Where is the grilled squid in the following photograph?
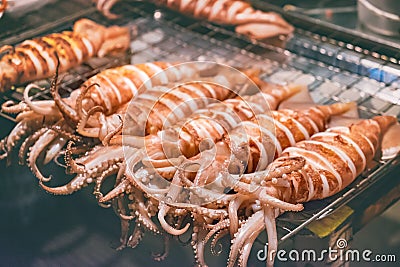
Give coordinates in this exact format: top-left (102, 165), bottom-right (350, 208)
top-left (0, 18), bottom-right (130, 92)
top-left (0, 62), bottom-right (194, 171)
top-left (148, 102), bottom-right (353, 236)
top-left (227, 115), bottom-right (399, 267)
top-left (39, 77), bottom-right (300, 249)
top-left (23, 62), bottom-right (224, 181)
top-left (38, 63), bottom-right (260, 192)
top-left (94, 0), bottom-right (294, 39)
top-left (191, 102), bottom-right (356, 186)
top-left (98, 82), bottom-right (302, 236)
top-left (38, 67), bottom-right (270, 250)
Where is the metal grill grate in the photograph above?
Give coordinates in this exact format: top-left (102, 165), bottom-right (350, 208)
top-left (1, 0), bottom-right (399, 248)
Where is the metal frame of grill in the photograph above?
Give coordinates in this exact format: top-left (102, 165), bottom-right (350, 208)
top-left (1, 0), bottom-right (399, 264)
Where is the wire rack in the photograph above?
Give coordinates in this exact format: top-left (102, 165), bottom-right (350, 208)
top-left (1, 0), bottom-right (399, 249)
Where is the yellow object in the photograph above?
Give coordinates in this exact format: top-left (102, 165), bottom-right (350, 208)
top-left (306, 206), bottom-right (354, 238)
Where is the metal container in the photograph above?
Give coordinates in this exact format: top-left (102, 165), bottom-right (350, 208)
top-left (358, 0), bottom-right (400, 36)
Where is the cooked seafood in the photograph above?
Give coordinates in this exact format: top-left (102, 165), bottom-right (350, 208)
top-left (2, 2), bottom-right (399, 267)
top-left (117, 112), bottom-right (398, 267)
top-left (34, 88), bottom-right (399, 267)
top-left (222, 115), bottom-right (398, 267)
top-left (156, 0), bottom-right (294, 39)
top-left (149, 101), bottom-right (354, 223)
top-left (162, 102), bottom-right (355, 188)
top-left (1, 18), bottom-right (132, 161)
top-left (1, 62), bottom-right (198, 171)
top-left (30, 62), bottom-right (239, 181)
top-left (49, 61), bottom-right (223, 146)
top-left (38, 63), bottom-right (261, 191)
top-left (94, 0), bottom-right (294, 39)
top-left (39, 78), bottom-right (300, 253)
top-left (89, 82), bottom-right (300, 195)
top-left (126, 101), bottom-right (353, 264)
top-left (0, 18), bottom-right (130, 92)
top-left (97, 83), bottom-right (302, 236)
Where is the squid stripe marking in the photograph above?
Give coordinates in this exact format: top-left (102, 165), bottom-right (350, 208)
top-left (312, 132), bottom-right (366, 171)
top-left (306, 140), bottom-right (357, 179)
top-left (80, 37), bottom-right (95, 56)
top-left (211, 0), bottom-right (231, 20)
top-left (303, 116), bottom-right (320, 133)
top-left (22, 40), bottom-right (56, 75)
top-left (91, 75), bottom-right (113, 112)
top-left (240, 120), bottom-right (282, 164)
top-left (193, 0), bottom-right (208, 16)
top-left (119, 73), bottom-right (139, 96)
top-left (227, 1), bottom-right (244, 21)
top-left (57, 35), bottom-right (84, 62)
top-left (98, 75), bottom-right (123, 105)
top-left (209, 110), bottom-right (239, 129)
top-left (251, 138), bottom-right (269, 171)
top-left (123, 65), bottom-right (152, 89)
top-left (284, 146), bottom-right (343, 190)
top-left (20, 48), bottom-right (44, 77)
top-left (145, 63), bottom-right (168, 84)
top-left (250, 115), bottom-right (283, 155)
top-left (274, 112), bottom-right (310, 140)
top-left (259, 114), bottom-right (296, 146)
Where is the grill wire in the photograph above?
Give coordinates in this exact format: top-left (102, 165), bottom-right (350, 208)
top-left (0, 0), bottom-right (399, 248)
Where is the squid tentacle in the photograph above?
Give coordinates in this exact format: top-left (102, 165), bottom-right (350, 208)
top-left (26, 119), bottom-right (72, 182)
top-left (228, 210), bottom-right (264, 267)
top-left (102, 115), bottom-right (123, 145)
top-left (127, 224), bottom-right (144, 249)
top-left (24, 84), bottom-right (58, 115)
top-left (99, 178), bottom-right (131, 203)
top-left (191, 216), bottom-right (208, 267)
top-left (210, 228), bottom-right (229, 256)
top-left (158, 202), bottom-right (190, 236)
top-left (157, 167), bottom-right (192, 236)
top-left (204, 218), bottom-right (230, 245)
top-left (50, 59), bottom-right (79, 123)
top-left (1, 100), bottom-right (29, 114)
top-left (65, 141), bottom-right (86, 174)
top-left (42, 125), bottom-right (86, 165)
top-left (39, 174), bottom-right (91, 195)
top-left (258, 188), bottom-right (304, 212)
top-left (115, 214), bottom-right (131, 251)
top-left (232, 180), bottom-right (304, 211)
top-left (130, 189), bottom-right (160, 234)
top-left (18, 127), bottom-right (49, 165)
top-left (93, 162), bottom-right (123, 200)
top-left (228, 194), bottom-right (249, 236)
top-left (75, 83), bottom-right (101, 120)
top-left (0, 138), bottom-right (7, 160)
top-left (2, 118), bottom-right (42, 160)
top-left (152, 235), bottom-right (170, 262)
top-left (263, 206), bottom-right (278, 267)
top-left (112, 183), bottom-right (134, 251)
